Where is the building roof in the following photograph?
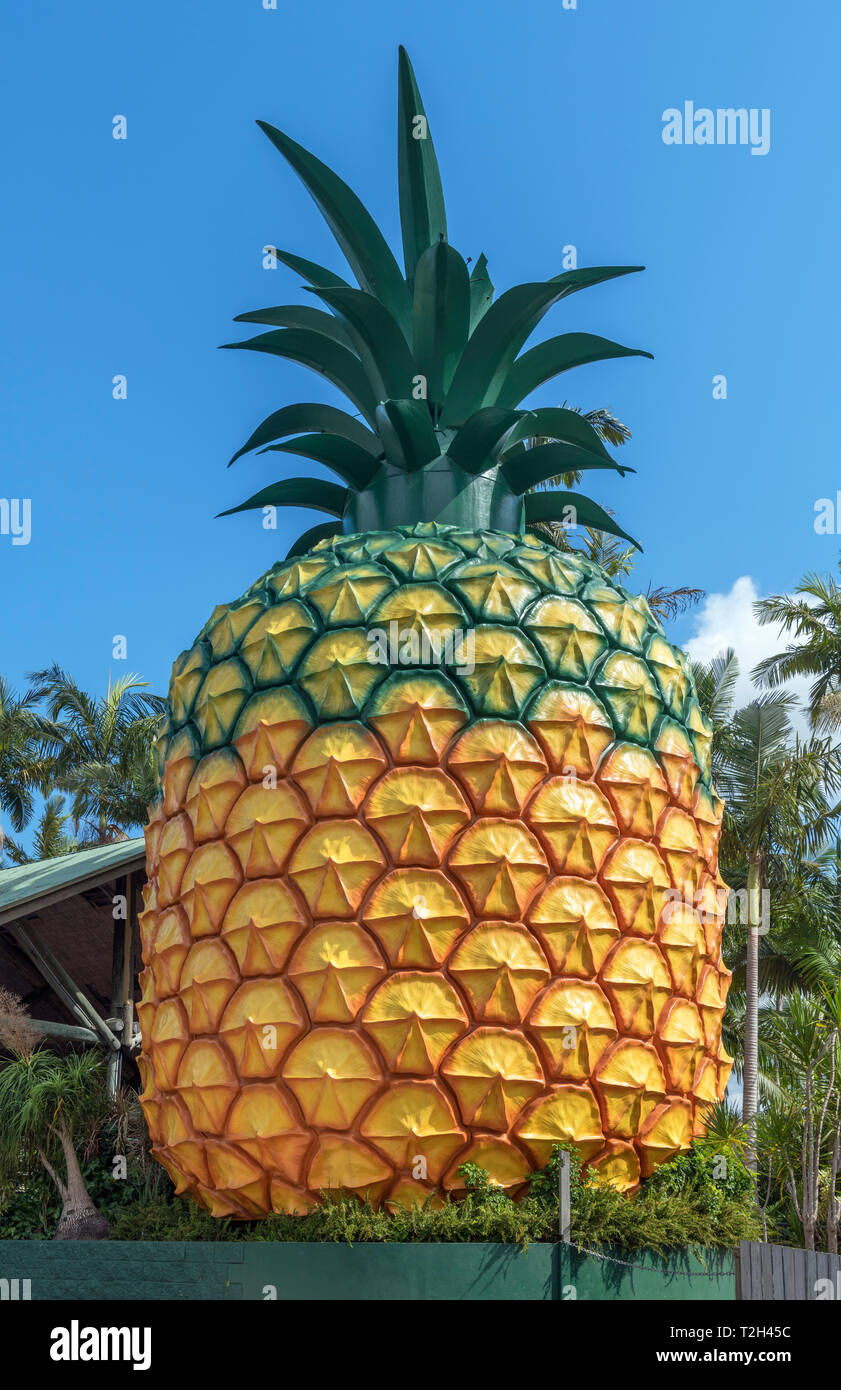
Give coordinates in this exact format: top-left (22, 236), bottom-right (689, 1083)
top-left (0, 838), bottom-right (146, 926)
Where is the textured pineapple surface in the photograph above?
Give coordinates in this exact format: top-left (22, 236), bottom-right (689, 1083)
top-left (139, 523), bottom-right (732, 1217)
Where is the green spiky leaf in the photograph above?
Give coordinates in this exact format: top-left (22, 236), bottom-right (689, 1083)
top-left (228, 403), bottom-right (380, 468)
top-left (218, 476), bottom-right (348, 519)
top-left (257, 120), bottom-right (411, 335)
top-left (448, 407), bottom-right (523, 473)
top-left (233, 304), bottom-right (355, 349)
top-left (308, 285), bottom-right (416, 400)
top-left (397, 46), bottom-right (447, 279)
top-left (221, 59), bottom-right (650, 543)
top-left (258, 434), bottom-right (379, 490)
top-left (375, 399), bottom-right (440, 472)
top-left (221, 329), bottom-right (379, 426)
top-left (498, 333), bottom-right (653, 408)
top-left (441, 269), bottom-right (642, 428)
top-left (502, 406), bottom-right (618, 461)
top-left (269, 249), bottom-right (352, 289)
top-left (502, 441), bottom-right (632, 494)
top-left (287, 521), bottom-right (343, 557)
top-left (413, 239), bottom-right (470, 406)
top-left (524, 489), bottom-right (641, 549)
top-left (469, 253), bottom-right (493, 331)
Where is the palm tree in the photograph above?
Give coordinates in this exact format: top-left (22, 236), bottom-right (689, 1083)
top-left (691, 652), bottom-right (841, 1130)
top-left (0, 1011), bottom-right (109, 1239)
top-left (692, 646), bottom-right (740, 778)
top-left (643, 582), bottom-right (707, 624)
top-left (0, 678), bottom-right (45, 857)
top-left (753, 565), bottom-right (841, 730)
top-left (2, 794), bottom-right (80, 865)
top-left (763, 988), bottom-right (841, 1250)
top-left (28, 667), bottom-right (166, 845)
top-left (716, 694), bottom-right (841, 1136)
top-left (752, 1100), bottom-right (801, 1244)
top-left (782, 838), bottom-right (841, 994)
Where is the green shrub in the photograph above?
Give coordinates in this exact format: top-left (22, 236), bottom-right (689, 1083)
top-left (646, 1144), bottom-right (753, 1214)
top-left (0, 1154), bottom-right (173, 1238)
top-left (2, 1138), bottom-right (763, 1249)
top-left (456, 1161), bottom-right (518, 1211)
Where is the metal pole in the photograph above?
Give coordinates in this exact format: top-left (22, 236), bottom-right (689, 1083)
top-left (122, 873), bottom-right (138, 1045)
top-left (558, 1150), bottom-right (571, 1243)
top-left (107, 875), bottom-right (127, 1097)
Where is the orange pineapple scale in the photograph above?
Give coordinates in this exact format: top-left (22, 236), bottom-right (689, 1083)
top-left (139, 527), bottom-right (732, 1216)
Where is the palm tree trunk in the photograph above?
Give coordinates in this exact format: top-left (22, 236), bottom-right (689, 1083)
top-left (828, 1119), bottom-right (840, 1255)
top-left (52, 1123), bottom-right (108, 1240)
top-left (742, 853), bottom-right (762, 1164)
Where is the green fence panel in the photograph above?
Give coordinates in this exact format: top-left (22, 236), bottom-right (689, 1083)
top-left (0, 1239), bottom-right (735, 1301)
top-left (237, 1241), bottom-right (556, 1301)
top-left (0, 1240), bottom-right (240, 1301)
top-left (558, 1246), bottom-right (735, 1301)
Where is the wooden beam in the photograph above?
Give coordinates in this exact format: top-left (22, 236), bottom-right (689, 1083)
top-left (8, 923), bottom-right (106, 1039)
top-left (8, 920), bottom-right (121, 1051)
top-left (0, 1015), bottom-right (98, 1045)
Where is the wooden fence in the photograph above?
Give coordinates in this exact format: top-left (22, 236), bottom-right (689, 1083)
top-left (736, 1240), bottom-right (841, 1299)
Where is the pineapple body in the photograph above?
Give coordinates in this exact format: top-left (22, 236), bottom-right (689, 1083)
top-left (139, 524), bottom-right (732, 1216)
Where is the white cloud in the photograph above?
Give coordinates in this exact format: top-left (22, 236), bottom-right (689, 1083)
top-left (685, 576), bottom-right (810, 725)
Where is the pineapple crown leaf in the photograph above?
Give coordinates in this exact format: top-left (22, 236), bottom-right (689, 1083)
top-left (413, 239), bottom-right (471, 403)
top-left (501, 441), bottom-right (635, 496)
top-left (495, 333), bottom-right (653, 409)
top-left (254, 119), bottom-right (411, 335)
top-left (437, 266), bottom-right (645, 430)
top-left (225, 48), bottom-right (649, 551)
top-left (256, 436), bottom-right (379, 491)
top-left (469, 252), bottom-right (494, 331)
top-left (508, 407), bottom-right (620, 461)
top-left (305, 284), bottom-right (417, 400)
top-left (263, 248), bottom-right (352, 291)
top-left (525, 489), bottom-right (642, 551)
top-left (227, 403), bottom-right (379, 469)
top-left (220, 328), bottom-right (380, 424)
top-left (285, 521), bottom-right (342, 557)
top-left (397, 44), bottom-right (447, 279)
top-left (376, 399), bottom-right (440, 472)
top-left (446, 406), bottom-right (524, 473)
top-left (216, 476), bottom-right (347, 520)
top-left (232, 302), bottom-right (356, 345)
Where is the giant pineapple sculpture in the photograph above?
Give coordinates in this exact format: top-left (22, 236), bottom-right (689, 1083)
top-left (138, 49), bottom-right (732, 1217)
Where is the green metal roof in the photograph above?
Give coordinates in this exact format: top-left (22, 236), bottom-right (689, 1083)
top-left (0, 837), bottom-right (146, 923)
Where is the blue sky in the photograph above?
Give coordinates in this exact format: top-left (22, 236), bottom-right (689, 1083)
top-left (2, 0), bottom-right (839, 716)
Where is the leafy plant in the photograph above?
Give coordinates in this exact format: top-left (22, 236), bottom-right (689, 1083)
top-left (69, 1141), bottom-right (763, 1249)
top-left (0, 1001), bottom-right (110, 1239)
top-left (455, 1160), bottom-right (516, 1211)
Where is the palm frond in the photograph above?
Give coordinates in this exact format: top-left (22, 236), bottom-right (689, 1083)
top-left (644, 585), bottom-right (705, 622)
